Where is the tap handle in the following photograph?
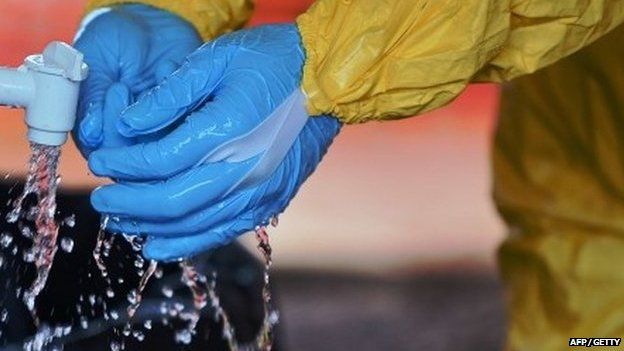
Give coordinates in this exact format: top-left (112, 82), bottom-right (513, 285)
top-left (24, 41), bottom-right (89, 82)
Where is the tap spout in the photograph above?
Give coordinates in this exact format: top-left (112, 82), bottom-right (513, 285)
top-left (0, 67), bottom-right (34, 108)
top-left (0, 42), bottom-right (88, 146)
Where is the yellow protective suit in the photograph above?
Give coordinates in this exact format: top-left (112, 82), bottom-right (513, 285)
top-left (298, 1), bottom-right (624, 123)
top-left (496, 25), bottom-right (624, 351)
top-left (85, 0), bottom-right (624, 350)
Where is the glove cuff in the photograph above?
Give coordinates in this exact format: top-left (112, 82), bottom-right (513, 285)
top-left (74, 7), bottom-right (112, 43)
top-left (85, 0), bottom-right (254, 41)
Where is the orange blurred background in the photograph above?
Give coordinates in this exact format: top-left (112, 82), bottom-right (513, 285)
top-left (0, 0), bottom-right (504, 273)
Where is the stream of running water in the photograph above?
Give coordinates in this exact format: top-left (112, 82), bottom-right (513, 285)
top-left (2, 143), bottom-right (280, 350)
top-left (6, 144), bottom-right (61, 318)
top-left (106, 225), bottom-right (278, 351)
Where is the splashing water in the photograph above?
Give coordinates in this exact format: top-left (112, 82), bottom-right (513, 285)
top-left (60, 237), bottom-right (74, 253)
top-left (3, 144), bottom-right (281, 351)
top-left (92, 217), bottom-right (279, 350)
top-left (252, 225), bottom-right (278, 351)
top-left (179, 261), bottom-right (238, 348)
top-left (6, 144), bottom-right (62, 314)
top-left (175, 224), bottom-right (278, 350)
top-left (126, 260), bottom-right (158, 318)
top-left (178, 262), bottom-right (212, 345)
top-left (180, 262), bottom-right (208, 311)
top-left (93, 216), bottom-right (111, 279)
top-left (23, 324), bottom-right (72, 351)
top-left (105, 234), bottom-right (158, 350)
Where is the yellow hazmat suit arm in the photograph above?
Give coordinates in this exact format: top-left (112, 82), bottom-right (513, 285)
top-left (86, 0), bottom-right (254, 40)
top-left (297, 0), bottom-right (624, 124)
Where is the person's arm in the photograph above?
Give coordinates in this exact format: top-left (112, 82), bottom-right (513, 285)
top-left (83, 1), bottom-right (624, 261)
top-left (297, 0), bottom-right (624, 123)
top-left (86, 0), bottom-right (254, 40)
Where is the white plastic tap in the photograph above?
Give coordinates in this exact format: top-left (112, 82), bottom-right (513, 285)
top-left (0, 41), bottom-right (88, 146)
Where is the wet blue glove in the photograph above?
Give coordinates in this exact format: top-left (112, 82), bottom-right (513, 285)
top-left (73, 4), bottom-right (202, 157)
top-left (88, 24), bottom-right (341, 261)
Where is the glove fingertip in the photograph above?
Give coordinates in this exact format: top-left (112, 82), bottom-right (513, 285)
top-left (90, 186), bottom-right (109, 213)
top-left (79, 125), bottom-right (102, 149)
top-left (105, 83), bottom-right (131, 107)
top-left (143, 239), bottom-right (182, 262)
top-left (116, 115), bottom-right (139, 138)
top-left (87, 151), bottom-right (108, 177)
top-left (143, 235), bottom-right (220, 262)
top-left (104, 218), bottom-right (137, 235)
top-left (79, 106), bottom-right (104, 147)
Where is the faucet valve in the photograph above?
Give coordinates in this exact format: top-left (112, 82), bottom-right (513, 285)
top-left (0, 41), bottom-right (89, 146)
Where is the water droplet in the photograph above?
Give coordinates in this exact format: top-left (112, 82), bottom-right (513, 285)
top-left (269, 310), bottom-right (280, 325)
top-left (168, 307), bottom-right (179, 318)
top-left (0, 233), bottom-right (13, 248)
top-left (134, 256), bottom-right (144, 269)
top-left (103, 238), bottom-right (113, 257)
top-left (60, 237), bottom-right (74, 253)
top-left (123, 234), bottom-right (144, 252)
top-left (110, 311), bottom-right (119, 320)
top-left (223, 325), bottom-right (234, 341)
top-left (6, 210), bottom-right (19, 223)
top-left (106, 288), bottom-right (115, 298)
top-left (80, 316), bottom-right (88, 329)
top-left (174, 302), bottom-right (184, 312)
top-left (110, 341), bottom-right (121, 351)
top-left (161, 286), bottom-right (173, 298)
top-left (20, 225), bottom-right (33, 239)
top-left (63, 214), bottom-right (76, 228)
top-left (26, 207), bottom-right (37, 222)
top-left (271, 216), bottom-right (279, 227)
top-left (127, 290), bottom-right (138, 305)
top-left (143, 320), bottom-right (152, 330)
top-left (132, 330), bottom-right (145, 342)
top-left (23, 250), bottom-right (35, 263)
top-left (174, 329), bottom-right (192, 345)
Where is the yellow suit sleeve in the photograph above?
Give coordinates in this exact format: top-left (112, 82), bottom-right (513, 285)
top-left (297, 0), bottom-right (624, 123)
top-left (86, 0), bottom-right (254, 41)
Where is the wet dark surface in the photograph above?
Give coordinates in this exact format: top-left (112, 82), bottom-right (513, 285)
top-left (0, 182), bottom-right (271, 351)
top-left (0, 182), bottom-right (506, 350)
top-left (274, 271), bottom-right (507, 351)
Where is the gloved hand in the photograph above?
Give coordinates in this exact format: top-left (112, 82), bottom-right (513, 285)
top-left (87, 24), bottom-right (342, 261)
top-left (73, 4), bottom-right (202, 157)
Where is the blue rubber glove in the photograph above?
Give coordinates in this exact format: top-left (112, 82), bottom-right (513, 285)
top-left (88, 24), bottom-right (342, 261)
top-left (73, 4), bottom-right (202, 157)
